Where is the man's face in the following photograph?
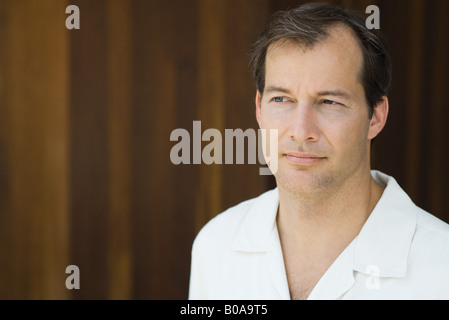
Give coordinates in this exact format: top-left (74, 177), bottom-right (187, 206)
top-left (256, 25), bottom-right (384, 196)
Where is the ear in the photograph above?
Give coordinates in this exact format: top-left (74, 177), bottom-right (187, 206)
top-left (255, 90), bottom-right (262, 128)
top-left (368, 96), bottom-right (389, 140)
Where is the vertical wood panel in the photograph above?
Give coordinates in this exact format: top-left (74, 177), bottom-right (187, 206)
top-left (106, 0), bottom-right (132, 300)
top-left (223, 0), bottom-right (274, 208)
top-left (427, 0), bottom-right (449, 219)
top-left (195, 0), bottom-right (226, 233)
top-left (404, 0), bottom-right (424, 202)
top-left (70, 0), bottom-right (108, 299)
top-left (170, 0), bottom-right (199, 298)
top-left (130, 0), bottom-right (155, 299)
top-left (131, 0), bottom-right (179, 299)
top-left (0, 0), bottom-right (12, 298)
top-left (371, 0), bottom-right (409, 187)
top-left (1, 0), bottom-right (69, 299)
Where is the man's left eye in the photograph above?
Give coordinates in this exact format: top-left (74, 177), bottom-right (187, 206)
top-left (322, 99), bottom-right (339, 105)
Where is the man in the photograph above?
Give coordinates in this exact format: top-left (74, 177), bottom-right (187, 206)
top-left (189, 3), bottom-right (449, 300)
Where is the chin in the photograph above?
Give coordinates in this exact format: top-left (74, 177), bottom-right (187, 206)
top-left (274, 166), bottom-right (337, 195)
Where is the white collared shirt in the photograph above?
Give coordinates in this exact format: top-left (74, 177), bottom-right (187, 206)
top-left (189, 171), bottom-right (449, 300)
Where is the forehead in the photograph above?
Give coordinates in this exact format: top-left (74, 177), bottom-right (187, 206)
top-left (265, 24), bottom-right (364, 91)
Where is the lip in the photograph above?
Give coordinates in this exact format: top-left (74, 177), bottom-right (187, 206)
top-left (284, 152), bottom-right (326, 164)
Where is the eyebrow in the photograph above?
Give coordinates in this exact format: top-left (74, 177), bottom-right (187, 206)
top-left (264, 86), bottom-right (352, 100)
top-left (264, 86), bottom-right (292, 95)
top-left (316, 90), bottom-right (352, 100)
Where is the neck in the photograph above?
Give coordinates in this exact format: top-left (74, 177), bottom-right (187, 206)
top-left (277, 169), bottom-right (384, 252)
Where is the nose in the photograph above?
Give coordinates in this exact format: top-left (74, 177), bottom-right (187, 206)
top-left (288, 102), bottom-right (320, 143)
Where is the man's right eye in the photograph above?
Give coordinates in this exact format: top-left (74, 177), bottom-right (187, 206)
top-left (272, 97), bottom-right (287, 103)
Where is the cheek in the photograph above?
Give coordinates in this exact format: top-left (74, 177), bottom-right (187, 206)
top-left (258, 106), bottom-right (290, 133)
top-left (334, 119), bottom-right (370, 155)
top-left (321, 114), bottom-right (370, 147)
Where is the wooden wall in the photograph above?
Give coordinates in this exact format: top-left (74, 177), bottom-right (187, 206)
top-left (0, 0), bottom-right (447, 299)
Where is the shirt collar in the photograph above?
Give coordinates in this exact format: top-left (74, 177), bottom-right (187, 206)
top-left (231, 188), bottom-right (279, 252)
top-left (231, 170), bottom-right (418, 279)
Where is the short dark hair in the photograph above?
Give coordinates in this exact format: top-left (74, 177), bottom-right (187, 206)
top-left (249, 2), bottom-right (391, 118)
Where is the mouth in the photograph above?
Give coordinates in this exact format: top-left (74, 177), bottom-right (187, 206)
top-left (284, 152), bottom-right (326, 165)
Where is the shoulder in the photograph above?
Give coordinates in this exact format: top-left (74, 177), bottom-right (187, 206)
top-left (191, 188), bottom-right (278, 253)
top-left (192, 198), bottom-right (253, 251)
top-left (413, 208), bottom-right (449, 254)
top-left (409, 208), bottom-right (449, 292)
top-left (189, 188), bottom-right (279, 299)
top-left (416, 208), bottom-right (449, 238)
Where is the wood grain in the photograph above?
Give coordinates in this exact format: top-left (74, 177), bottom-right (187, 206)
top-left (0, 0), bottom-right (447, 299)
